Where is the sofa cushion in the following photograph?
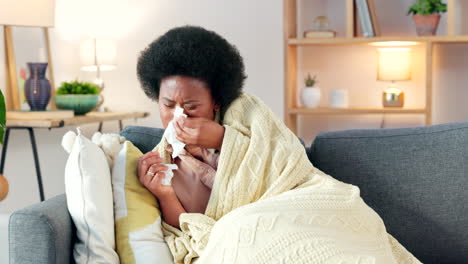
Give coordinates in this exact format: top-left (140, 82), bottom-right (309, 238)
top-left (121, 126), bottom-right (165, 154)
top-left (309, 121), bottom-right (468, 264)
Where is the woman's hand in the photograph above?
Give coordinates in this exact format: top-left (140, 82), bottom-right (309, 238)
top-left (173, 116), bottom-right (225, 150)
top-left (137, 152), bottom-right (175, 200)
top-left (138, 151), bottom-right (187, 228)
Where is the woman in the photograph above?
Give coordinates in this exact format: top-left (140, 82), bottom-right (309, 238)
top-left (136, 26), bottom-right (419, 263)
top-left (136, 25), bottom-right (246, 228)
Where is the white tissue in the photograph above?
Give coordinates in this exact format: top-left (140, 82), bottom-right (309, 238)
top-left (161, 106), bottom-right (186, 185)
top-left (161, 164), bottom-right (179, 185)
top-left (163, 106), bottom-right (187, 158)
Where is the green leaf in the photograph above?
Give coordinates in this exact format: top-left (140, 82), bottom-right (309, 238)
top-left (0, 89), bottom-right (5, 145)
top-left (56, 80), bottom-right (100, 95)
top-left (0, 126), bottom-right (4, 145)
top-left (408, 0), bottom-right (447, 15)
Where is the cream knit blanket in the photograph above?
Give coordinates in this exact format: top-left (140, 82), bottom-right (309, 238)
top-left (154, 93), bottom-right (420, 264)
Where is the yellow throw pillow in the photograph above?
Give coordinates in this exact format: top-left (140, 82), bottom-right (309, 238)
top-left (112, 141), bottom-right (173, 263)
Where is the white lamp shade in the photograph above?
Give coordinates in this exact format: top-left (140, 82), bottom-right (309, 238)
top-left (0, 0), bottom-right (55, 27)
top-left (80, 39), bottom-right (117, 71)
top-left (377, 48), bottom-right (411, 81)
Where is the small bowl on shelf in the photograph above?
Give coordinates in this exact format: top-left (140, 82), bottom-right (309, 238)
top-left (54, 94), bottom-right (99, 115)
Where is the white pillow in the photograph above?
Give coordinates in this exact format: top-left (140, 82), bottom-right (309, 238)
top-left (64, 130), bottom-right (119, 264)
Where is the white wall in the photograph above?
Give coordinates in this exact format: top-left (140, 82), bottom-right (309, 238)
top-left (0, 0), bottom-right (283, 213)
top-left (1, 0), bottom-right (468, 213)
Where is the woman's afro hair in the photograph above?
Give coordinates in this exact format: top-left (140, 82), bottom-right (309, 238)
top-left (137, 26), bottom-right (246, 108)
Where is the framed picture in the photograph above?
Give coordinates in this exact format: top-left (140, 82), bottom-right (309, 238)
top-left (3, 26), bottom-right (56, 110)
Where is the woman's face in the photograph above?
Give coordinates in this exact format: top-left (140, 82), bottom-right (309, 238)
top-left (159, 75), bottom-right (219, 128)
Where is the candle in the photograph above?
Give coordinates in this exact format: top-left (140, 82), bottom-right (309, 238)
top-left (329, 89), bottom-right (349, 108)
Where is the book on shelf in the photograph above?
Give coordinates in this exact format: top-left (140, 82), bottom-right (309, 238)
top-left (355, 0), bottom-right (379, 37)
top-left (367, 0), bottom-right (380, 36)
top-left (6, 110), bottom-right (75, 120)
top-left (304, 30), bottom-right (336, 39)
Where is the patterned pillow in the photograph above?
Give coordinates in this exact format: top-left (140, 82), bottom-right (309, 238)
top-left (112, 140), bottom-right (173, 263)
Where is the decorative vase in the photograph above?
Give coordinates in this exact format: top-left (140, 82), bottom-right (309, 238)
top-left (25, 63), bottom-right (51, 111)
top-left (413, 14), bottom-right (441, 36)
top-left (55, 94), bottom-right (100, 115)
top-left (302, 87), bottom-right (321, 108)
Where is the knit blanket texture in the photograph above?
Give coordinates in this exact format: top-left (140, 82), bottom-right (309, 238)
top-left (153, 93), bottom-right (420, 264)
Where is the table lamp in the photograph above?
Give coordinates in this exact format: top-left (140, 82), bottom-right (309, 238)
top-left (0, 0), bottom-right (54, 27)
top-left (80, 39), bottom-right (116, 110)
top-left (80, 38), bottom-right (116, 89)
top-left (377, 47), bottom-right (411, 108)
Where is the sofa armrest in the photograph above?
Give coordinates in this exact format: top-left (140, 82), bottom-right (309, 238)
top-left (9, 194), bottom-right (75, 264)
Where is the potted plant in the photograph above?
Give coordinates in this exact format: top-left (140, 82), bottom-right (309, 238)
top-left (301, 73), bottom-right (321, 108)
top-left (55, 81), bottom-right (101, 115)
top-left (407, 0), bottom-right (447, 36)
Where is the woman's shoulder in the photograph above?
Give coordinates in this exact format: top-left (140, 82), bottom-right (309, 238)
top-left (226, 93), bottom-right (267, 112)
top-left (222, 93), bottom-right (278, 127)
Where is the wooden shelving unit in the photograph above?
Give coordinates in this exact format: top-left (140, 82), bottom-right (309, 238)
top-left (288, 35), bottom-right (468, 46)
top-left (284, 0), bottom-right (468, 135)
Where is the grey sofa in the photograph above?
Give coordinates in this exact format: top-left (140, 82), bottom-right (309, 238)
top-left (9, 122), bottom-right (468, 263)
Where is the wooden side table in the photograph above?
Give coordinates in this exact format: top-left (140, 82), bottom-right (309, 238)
top-left (0, 111), bottom-right (149, 202)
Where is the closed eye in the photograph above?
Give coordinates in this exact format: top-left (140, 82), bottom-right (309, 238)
top-left (186, 105), bottom-right (198, 110)
top-left (162, 96), bottom-right (176, 106)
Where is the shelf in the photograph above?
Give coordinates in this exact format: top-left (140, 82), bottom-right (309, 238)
top-left (288, 36), bottom-right (468, 46)
top-left (288, 107), bottom-right (427, 115)
top-left (6, 111), bottom-right (149, 128)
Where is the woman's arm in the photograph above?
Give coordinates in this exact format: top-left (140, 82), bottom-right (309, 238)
top-left (159, 191), bottom-right (187, 228)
